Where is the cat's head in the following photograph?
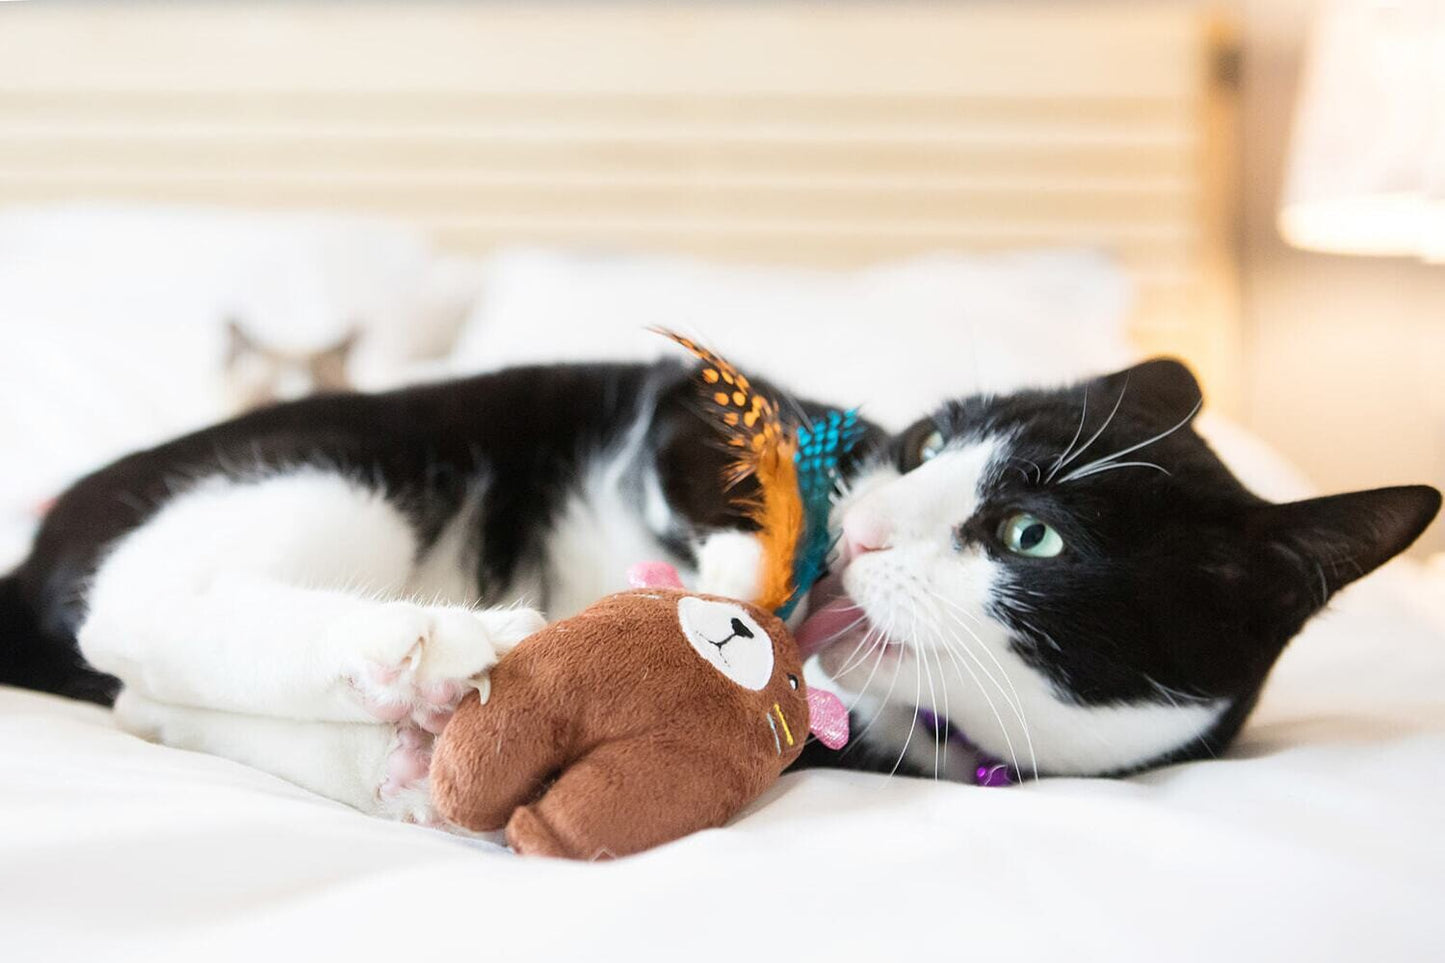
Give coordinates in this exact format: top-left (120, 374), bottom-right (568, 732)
top-left (803, 359), bottom-right (1440, 777)
top-left (223, 319), bottom-right (359, 413)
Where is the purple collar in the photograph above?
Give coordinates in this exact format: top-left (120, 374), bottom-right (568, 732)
top-left (917, 709), bottom-right (1014, 787)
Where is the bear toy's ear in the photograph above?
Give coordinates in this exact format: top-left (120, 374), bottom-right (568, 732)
top-left (627, 561), bottom-right (685, 590)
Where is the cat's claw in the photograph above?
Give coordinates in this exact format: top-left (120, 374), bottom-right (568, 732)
top-left (339, 602), bottom-right (545, 730)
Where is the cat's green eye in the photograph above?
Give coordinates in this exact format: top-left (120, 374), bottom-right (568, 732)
top-left (999, 513), bottom-right (1064, 558)
top-left (919, 430), bottom-right (946, 463)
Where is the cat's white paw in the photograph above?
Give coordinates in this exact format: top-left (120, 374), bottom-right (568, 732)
top-left (338, 602), bottom-right (545, 732)
top-left (695, 531), bottom-right (764, 601)
top-left (376, 724), bottom-right (441, 825)
top-left (382, 783), bottom-right (440, 826)
top-left (476, 606), bottom-right (548, 657)
top-left (380, 724), bottom-right (433, 796)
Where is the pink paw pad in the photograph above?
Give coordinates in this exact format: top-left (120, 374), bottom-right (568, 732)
top-left (348, 670), bottom-right (411, 722)
top-left (415, 704), bottom-right (456, 735)
top-left (420, 680), bottom-right (464, 708)
top-left (367, 663), bottom-right (404, 686)
top-left (361, 698), bottom-right (412, 724)
top-left (350, 664), bottom-right (469, 728)
top-left (338, 602), bottom-right (523, 731)
top-left (380, 726), bottom-right (433, 798)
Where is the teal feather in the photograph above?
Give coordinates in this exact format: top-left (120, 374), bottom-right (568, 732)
top-left (779, 408), bottom-right (863, 618)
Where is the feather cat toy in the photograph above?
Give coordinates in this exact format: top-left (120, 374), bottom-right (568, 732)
top-left (788, 407), bottom-right (863, 616)
top-left (428, 331), bottom-right (857, 859)
top-left (653, 329), bottom-right (863, 617)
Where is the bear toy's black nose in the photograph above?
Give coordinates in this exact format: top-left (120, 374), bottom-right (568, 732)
top-left (730, 617), bottom-right (754, 639)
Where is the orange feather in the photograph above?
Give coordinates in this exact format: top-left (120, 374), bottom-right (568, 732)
top-left (653, 328), bottom-right (802, 611)
top-left (744, 435), bottom-right (804, 612)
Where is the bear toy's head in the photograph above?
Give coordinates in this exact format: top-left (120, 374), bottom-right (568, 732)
top-left (583, 585), bottom-right (847, 767)
top-left (431, 569), bottom-right (848, 859)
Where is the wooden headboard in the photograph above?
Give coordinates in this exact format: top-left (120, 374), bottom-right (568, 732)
top-left (0, 1), bottom-right (1243, 412)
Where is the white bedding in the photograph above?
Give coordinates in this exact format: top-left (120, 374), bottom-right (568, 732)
top-left (4, 559), bottom-right (1444, 961)
top-left (2, 227), bottom-right (1442, 961)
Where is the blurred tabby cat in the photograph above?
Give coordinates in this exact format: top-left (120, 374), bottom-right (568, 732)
top-left (223, 318), bottom-right (358, 413)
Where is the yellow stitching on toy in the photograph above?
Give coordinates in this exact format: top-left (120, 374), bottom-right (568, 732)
top-left (773, 703), bottom-right (794, 747)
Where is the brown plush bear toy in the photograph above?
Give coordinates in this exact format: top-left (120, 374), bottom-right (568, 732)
top-left (430, 564), bottom-right (848, 860)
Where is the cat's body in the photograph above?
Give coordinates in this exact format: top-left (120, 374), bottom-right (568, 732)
top-left (1, 360), bottom-right (870, 818)
top-left (1, 357), bottom-right (1437, 821)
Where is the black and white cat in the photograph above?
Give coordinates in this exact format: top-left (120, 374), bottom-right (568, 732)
top-left (801, 359), bottom-right (1437, 780)
top-left (0, 357), bottom-right (1437, 820)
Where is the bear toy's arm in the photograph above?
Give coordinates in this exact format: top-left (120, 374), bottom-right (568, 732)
top-left (503, 732), bottom-right (765, 860)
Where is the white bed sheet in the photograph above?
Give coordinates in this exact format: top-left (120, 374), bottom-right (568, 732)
top-left (2, 235), bottom-right (1441, 961)
top-left (4, 557), bottom-right (1443, 962)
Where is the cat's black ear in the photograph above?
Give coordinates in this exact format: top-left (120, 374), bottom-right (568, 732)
top-left (1094, 358), bottom-right (1203, 423)
top-left (1251, 485), bottom-right (1441, 602)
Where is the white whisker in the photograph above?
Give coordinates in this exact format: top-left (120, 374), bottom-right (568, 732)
top-left (1145, 675), bottom-right (1213, 706)
top-left (931, 595), bottom-right (1039, 779)
top-left (888, 665), bottom-right (924, 778)
top-left (1046, 387), bottom-right (1089, 481)
top-left (1013, 456), bottom-right (1042, 485)
top-left (907, 593), bottom-right (944, 779)
top-left (1060, 461), bottom-right (1170, 483)
top-left (923, 612), bottom-right (1023, 779)
top-left (843, 628), bottom-right (892, 713)
top-left (842, 610), bottom-right (908, 753)
top-left (1056, 397), bottom-right (1202, 484)
top-left (930, 630), bottom-right (953, 772)
top-left (1046, 377), bottom-right (1130, 483)
top-left (812, 611), bottom-right (870, 667)
top-left (833, 617), bottom-right (889, 677)
top-left (887, 601), bottom-right (926, 778)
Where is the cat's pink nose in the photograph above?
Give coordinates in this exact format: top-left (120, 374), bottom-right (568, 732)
top-left (841, 510), bottom-right (891, 562)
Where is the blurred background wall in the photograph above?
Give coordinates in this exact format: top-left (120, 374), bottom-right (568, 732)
top-left (0, 0), bottom-right (1440, 555)
top-left (1239, 0), bottom-right (1445, 555)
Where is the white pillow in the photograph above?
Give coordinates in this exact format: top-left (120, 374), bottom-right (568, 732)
top-left (451, 247), bottom-right (1136, 431)
top-left (0, 205), bottom-right (481, 511)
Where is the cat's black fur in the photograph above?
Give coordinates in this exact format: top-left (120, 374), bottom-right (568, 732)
top-left (880, 359), bottom-right (1439, 772)
top-left (1, 357), bottom-right (1438, 779)
top-left (0, 360), bottom-right (877, 707)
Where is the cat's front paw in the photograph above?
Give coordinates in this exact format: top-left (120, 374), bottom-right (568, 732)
top-left (338, 602), bottom-right (545, 732)
top-left (377, 724), bottom-right (439, 825)
top-left (695, 532), bottom-right (764, 602)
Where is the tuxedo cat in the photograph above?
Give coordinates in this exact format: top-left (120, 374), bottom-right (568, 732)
top-left (796, 361), bottom-right (1438, 780)
top-left (0, 357), bottom-right (1436, 819)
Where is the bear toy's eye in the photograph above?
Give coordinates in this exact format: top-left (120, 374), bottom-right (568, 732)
top-left (787, 674), bottom-right (800, 690)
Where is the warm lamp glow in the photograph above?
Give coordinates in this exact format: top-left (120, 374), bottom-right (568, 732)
top-left (1279, 0), bottom-right (1445, 261)
top-left (1280, 193), bottom-right (1429, 257)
